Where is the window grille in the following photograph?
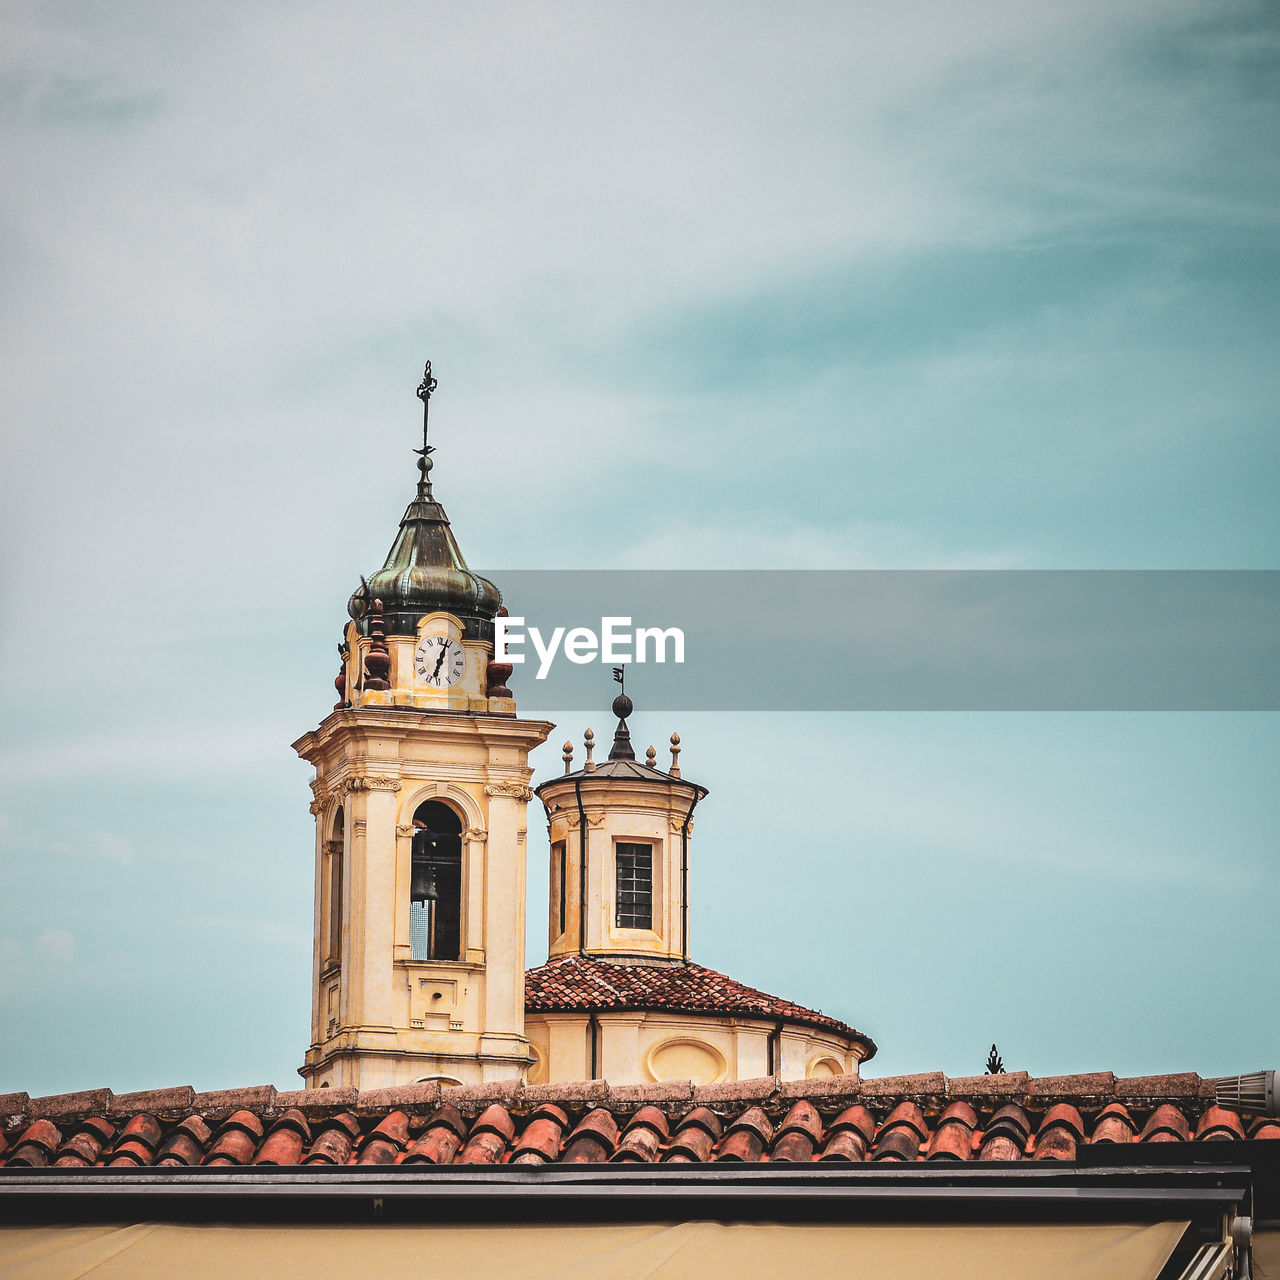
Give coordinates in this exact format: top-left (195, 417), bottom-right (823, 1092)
top-left (616, 843), bottom-right (653, 930)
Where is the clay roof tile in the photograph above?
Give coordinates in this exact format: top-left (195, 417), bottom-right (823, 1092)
top-left (1195, 1106), bottom-right (1246, 1141)
top-left (155, 1116), bottom-right (212, 1166)
top-left (254, 1110), bottom-right (312, 1165)
top-left (716, 1107), bottom-right (773, 1162)
top-left (1140, 1103), bottom-right (1192, 1143)
top-left (1090, 1102), bottom-right (1137, 1144)
top-left (771, 1100), bottom-right (823, 1163)
top-left (7, 1119), bottom-right (63, 1167)
top-left (511, 1105), bottom-right (570, 1165)
top-left (612, 1107), bottom-right (670, 1163)
top-left (561, 1108), bottom-right (619, 1163)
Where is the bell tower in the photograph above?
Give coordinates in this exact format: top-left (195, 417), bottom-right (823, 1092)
top-left (295, 363), bottom-right (553, 1089)
top-left (535, 681), bottom-right (707, 966)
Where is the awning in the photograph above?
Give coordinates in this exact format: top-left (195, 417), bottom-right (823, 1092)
top-left (0, 1219), bottom-right (1189, 1280)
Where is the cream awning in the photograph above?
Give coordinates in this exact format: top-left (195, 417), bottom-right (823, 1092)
top-left (0, 1219), bottom-right (1189, 1280)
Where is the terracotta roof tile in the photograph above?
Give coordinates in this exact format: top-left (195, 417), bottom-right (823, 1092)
top-left (255, 1110), bottom-right (312, 1165)
top-left (456, 1105), bottom-right (515, 1165)
top-left (203, 1111), bottom-right (264, 1166)
top-left (1033, 1104), bottom-right (1085, 1161)
top-left (107, 1113), bottom-right (163, 1166)
top-left (872, 1102), bottom-right (928, 1162)
top-left (771, 1100), bottom-right (824, 1163)
top-left (2, 1072), bottom-right (1271, 1173)
top-left (612, 1106), bottom-right (670, 1163)
top-left (356, 1111), bottom-right (409, 1164)
top-left (402, 1106), bottom-right (467, 1166)
top-left (715, 1106), bottom-right (772, 1162)
top-left (511, 1104), bottom-right (570, 1164)
top-left (1140, 1103), bottom-right (1191, 1143)
top-left (1090, 1102), bottom-right (1137, 1144)
top-left (926, 1101), bottom-right (978, 1161)
top-left (155, 1116), bottom-right (212, 1166)
top-left (7, 1119), bottom-right (62, 1167)
top-left (525, 955), bottom-right (871, 1046)
top-left (817, 1104), bottom-right (875, 1162)
top-left (664, 1107), bottom-right (721, 1163)
top-left (978, 1105), bottom-right (1031, 1161)
top-left (303, 1113), bottom-right (361, 1165)
top-left (1195, 1105), bottom-right (1246, 1141)
top-left (53, 1118), bottom-right (116, 1168)
top-left (561, 1108), bottom-right (618, 1163)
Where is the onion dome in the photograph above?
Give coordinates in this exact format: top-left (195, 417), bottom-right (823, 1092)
top-left (347, 362), bottom-right (501, 639)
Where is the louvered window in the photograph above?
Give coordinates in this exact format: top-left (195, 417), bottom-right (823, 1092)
top-left (615, 843), bottom-right (653, 929)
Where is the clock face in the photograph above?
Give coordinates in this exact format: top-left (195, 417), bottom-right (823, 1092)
top-left (414, 636), bottom-right (466, 688)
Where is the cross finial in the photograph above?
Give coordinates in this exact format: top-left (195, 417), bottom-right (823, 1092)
top-left (414, 361), bottom-right (438, 496)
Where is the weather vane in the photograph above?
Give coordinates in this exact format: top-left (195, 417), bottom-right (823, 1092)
top-left (414, 361), bottom-right (438, 494)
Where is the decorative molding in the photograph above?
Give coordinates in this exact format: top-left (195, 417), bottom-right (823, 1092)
top-left (395, 824), bottom-right (415, 838)
top-left (669, 816), bottom-right (695, 834)
top-left (566, 812), bottom-right (606, 830)
top-left (516, 829), bottom-right (527, 845)
top-left (466, 827), bottom-right (488, 844)
top-left (485, 781), bottom-right (534, 801)
top-left (353, 819), bottom-right (367, 836)
top-left (344, 775), bottom-right (402, 793)
top-left (309, 800), bottom-right (326, 816)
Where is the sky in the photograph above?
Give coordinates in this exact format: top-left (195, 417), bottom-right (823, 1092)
top-left (1, 0), bottom-right (1278, 1094)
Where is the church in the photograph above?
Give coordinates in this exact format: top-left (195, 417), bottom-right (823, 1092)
top-left (2, 367), bottom-right (1278, 1280)
top-left (294, 362), bottom-right (874, 1091)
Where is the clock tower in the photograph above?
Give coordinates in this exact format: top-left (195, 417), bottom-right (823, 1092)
top-left (294, 364), bottom-right (553, 1089)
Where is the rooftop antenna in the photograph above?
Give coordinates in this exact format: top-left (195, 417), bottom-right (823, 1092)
top-left (415, 360), bottom-right (438, 498)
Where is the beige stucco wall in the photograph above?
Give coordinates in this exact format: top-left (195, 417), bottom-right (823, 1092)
top-left (526, 1009), bottom-right (868, 1086)
top-left (296, 698), bottom-right (551, 1089)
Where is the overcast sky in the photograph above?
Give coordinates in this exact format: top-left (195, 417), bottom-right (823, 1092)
top-left (2, 1), bottom-right (1278, 1094)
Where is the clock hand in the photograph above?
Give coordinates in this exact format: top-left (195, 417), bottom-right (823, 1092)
top-left (430, 644), bottom-right (448, 680)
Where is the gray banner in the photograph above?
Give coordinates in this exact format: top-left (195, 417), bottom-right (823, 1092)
top-left (478, 570), bottom-right (1280, 711)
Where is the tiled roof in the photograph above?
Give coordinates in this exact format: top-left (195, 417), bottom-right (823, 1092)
top-left (3, 1071), bottom-right (1276, 1169)
top-left (524, 954), bottom-right (873, 1049)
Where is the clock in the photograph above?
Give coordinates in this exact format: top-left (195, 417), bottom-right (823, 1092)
top-left (414, 636), bottom-right (466, 688)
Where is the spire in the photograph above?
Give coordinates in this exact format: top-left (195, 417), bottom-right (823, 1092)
top-left (608, 666), bottom-right (635, 761)
top-left (347, 360), bottom-right (501, 634)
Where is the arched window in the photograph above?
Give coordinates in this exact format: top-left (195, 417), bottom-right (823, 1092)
top-left (410, 800), bottom-right (463, 961)
top-left (324, 806), bottom-right (344, 966)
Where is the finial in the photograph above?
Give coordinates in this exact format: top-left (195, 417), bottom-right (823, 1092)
top-left (645, 744), bottom-right (657, 767)
top-left (414, 360), bottom-right (438, 497)
top-left (584, 727), bottom-right (596, 772)
top-left (364, 599), bottom-right (391, 691)
top-left (669, 732), bottom-right (681, 777)
top-left (486, 605), bottom-right (515, 698)
top-left (609, 666), bottom-right (635, 760)
top-left (562, 740), bottom-right (574, 774)
top-left (334, 641), bottom-right (349, 710)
